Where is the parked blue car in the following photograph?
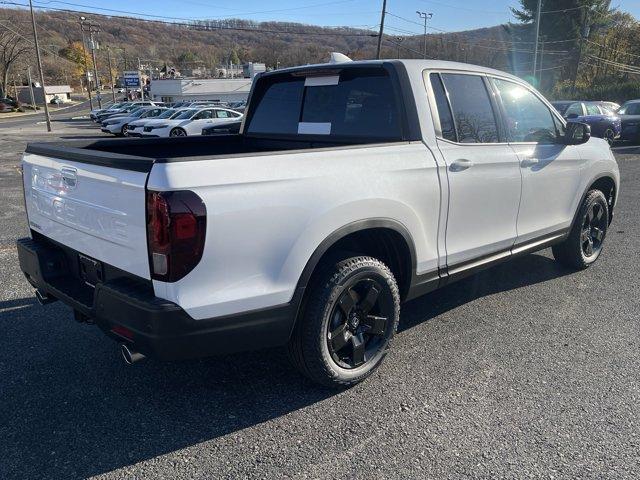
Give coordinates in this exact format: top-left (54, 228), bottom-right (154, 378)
top-left (551, 101), bottom-right (621, 145)
top-left (616, 100), bottom-right (640, 143)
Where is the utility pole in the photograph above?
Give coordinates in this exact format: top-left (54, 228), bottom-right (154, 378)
top-left (28, 0), bottom-right (52, 131)
top-left (416, 11), bottom-right (433, 59)
top-left (79, 17), bottom-right (93, 110)
top-left (137, 57), bottom-right (143, 100)
top-left (572, 11), bottom-right (590, 94)
top-left (88, 23), bottom-right (101, 108)
top-left (537, 37), bottom-right (545, 86)
top-left (106, 47), bottom-right (116, 103)
top-left (27, 66), bottom-right (36, 112)
top-left (532, 0), bottom-right (542, 77)
top-left (375, 0), bottom-right (387, 60)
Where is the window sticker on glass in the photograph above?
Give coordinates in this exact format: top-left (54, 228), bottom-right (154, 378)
top-left (298, 122), bottom-right (332, 135)
top-left (304, 75), bottom-right (340, 87)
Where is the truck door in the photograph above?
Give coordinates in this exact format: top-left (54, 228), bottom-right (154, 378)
top-left (428, 72), bottom-right (522, 271)
top-left (490, 77), bottom-right (583, 245)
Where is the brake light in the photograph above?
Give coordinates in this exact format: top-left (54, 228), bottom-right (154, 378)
top-left (146, 190), bottom-right (206, 282)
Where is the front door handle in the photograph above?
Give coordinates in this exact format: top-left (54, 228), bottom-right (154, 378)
top-left (449, 159), bottom-right (474, 171)
top-left (520, 157), bottom-right (540, 167)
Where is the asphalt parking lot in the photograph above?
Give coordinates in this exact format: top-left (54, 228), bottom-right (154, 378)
top-left (1, 115), bottom-right (639, 479)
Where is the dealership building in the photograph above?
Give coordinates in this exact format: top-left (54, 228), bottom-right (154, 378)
top-left (149, 78), bottom-right (253, 104)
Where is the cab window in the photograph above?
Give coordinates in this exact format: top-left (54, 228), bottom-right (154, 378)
top-left (439, 73), bottom-right (500, 143)
top-left (493, 78), bottom-right (559, 143)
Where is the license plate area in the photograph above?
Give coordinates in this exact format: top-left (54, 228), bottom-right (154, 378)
top-left (78, 253), bottom-right (104, 287)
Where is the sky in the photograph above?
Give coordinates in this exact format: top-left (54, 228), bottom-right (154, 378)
top-left (16, 0), bottom-right (640, 34)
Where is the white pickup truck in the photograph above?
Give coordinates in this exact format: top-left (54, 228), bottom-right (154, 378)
top-left (18, 59), bottom-right (619, 387)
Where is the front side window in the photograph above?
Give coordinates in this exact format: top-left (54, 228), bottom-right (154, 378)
top-left (493, 78), bottom-right (558, 143)
top-left (440, 73), bottom-right (499, 143)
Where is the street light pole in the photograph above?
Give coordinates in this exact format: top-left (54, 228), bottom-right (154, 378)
top-left (375, 0), bottom-right (387, 60)
top-left (79, 17), bottom-right (93, 110)
top-left (416, 11), bottom-right (433, 59)
top-left (28, 0), bottom-right (52, 132)
top-left (395, 37), bottom-right (403, 59)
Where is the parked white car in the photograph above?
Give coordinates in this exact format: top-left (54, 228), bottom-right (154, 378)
top-left (101, 107), bottom-right (167, 136)
top-left (18, 59), bottom-right (619, 387)
top-left (140, 107), bottom-right (243, 137)
top-left (125, 108), bottom-right (182, 137)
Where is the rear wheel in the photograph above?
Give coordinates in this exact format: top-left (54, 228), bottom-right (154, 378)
top-left (170, 128), bottom-right (187, 137)
top-left (121, 124), bottom-right (129, 136)
top-left (288, 256), bottom-right (400, 388)
top-left (552, 189), bottom-right (609, 269)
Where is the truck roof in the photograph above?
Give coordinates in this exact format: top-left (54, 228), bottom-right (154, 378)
top-left (266, 59), bottom-right (524, 84)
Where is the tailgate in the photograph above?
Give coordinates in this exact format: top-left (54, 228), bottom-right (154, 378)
top-left (22, 151), bottom-right (151, 279)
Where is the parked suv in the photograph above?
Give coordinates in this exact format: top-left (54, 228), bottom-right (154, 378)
top-left (18, 59), bottom-right (618, 387)
top-left (551, 100), bottom-right (621, 144)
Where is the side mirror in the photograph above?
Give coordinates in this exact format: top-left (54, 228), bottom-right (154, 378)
top-left (563, 122), bottom-right (591, 145)
top-left (566, 113), bottom-right (579, 119)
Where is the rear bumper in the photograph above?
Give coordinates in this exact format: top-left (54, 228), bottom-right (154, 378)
top-left (17, 236), bottom-right (300, 361)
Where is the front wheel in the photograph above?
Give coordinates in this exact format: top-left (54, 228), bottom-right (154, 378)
top-left (287, 256), bottom-right (400, 388)
top-left (603, 128), bottom-right (615, 145)
top-left (170, 128), bottom-right (187, 137)
top-left (552, 189), bottom-right (609, 269)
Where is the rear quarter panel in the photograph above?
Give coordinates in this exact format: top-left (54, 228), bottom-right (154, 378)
top-left (147, 142), bottom-right (441, 320)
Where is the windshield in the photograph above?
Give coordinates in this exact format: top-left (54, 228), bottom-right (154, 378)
top-left (157, 109), bottom-right (177, 119)
top-left (130, 108), bottom-right (148, 118)
top-left (551, 102), bottom-right (572, 115)
top-left (173, 109), bottom-right (198, 120)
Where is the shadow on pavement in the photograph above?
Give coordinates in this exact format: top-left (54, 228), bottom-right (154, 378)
top-left (0, 252), bottom-right (572, 479)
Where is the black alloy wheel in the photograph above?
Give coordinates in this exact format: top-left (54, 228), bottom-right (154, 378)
top-left (603, 128), bottom-right (615, 145)
top-left (552, 189), bottom-right (609, 269)
top-left (287, 256), bottom-right (400, 387)
top-left (581, 200), bottom-right (607, 258)
top-left (327, 277), bottom-right (394, 369)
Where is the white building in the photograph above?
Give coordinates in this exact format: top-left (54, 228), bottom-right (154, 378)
top-left (149, 78), bottom-right (253, 103)
top-left (16, 85), bottom-right (73, 104)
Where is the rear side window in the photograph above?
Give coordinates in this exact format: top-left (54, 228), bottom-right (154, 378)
top-left (440, 73), bottom-right (500, 143)
top-left (429, 73), bottom-right (456, 142)
top-left (246, 68), bottom-right (402, 140)
top-left (585, 104), bottom-right (600, 115)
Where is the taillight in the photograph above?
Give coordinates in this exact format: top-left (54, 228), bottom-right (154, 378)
top-left (146, 190), bottom-right (206, 282)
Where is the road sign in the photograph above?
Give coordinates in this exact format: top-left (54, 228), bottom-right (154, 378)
top-left (123, 70), bottom-right (140, 88)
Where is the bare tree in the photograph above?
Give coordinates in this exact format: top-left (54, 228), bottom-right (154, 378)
top-left (0, 24), bottom-right (32, 98)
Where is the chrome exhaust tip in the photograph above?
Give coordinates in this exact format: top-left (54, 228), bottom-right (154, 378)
top-left (121, 344), bottom-right (145, 365)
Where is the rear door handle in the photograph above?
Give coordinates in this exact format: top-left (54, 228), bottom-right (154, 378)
top-left (449, 159), bottom-right (474, 171)
top-left (520, 157), bottom-right (540, 167)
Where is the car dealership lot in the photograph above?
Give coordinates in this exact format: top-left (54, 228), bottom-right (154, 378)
top-left (1, 118), bottom-right (639, 479)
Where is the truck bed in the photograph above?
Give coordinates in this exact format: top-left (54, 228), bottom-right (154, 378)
top-left (25, 135), bottom-right (357, 172)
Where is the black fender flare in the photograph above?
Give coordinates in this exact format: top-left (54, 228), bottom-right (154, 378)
top-left (294, 218), bottom-right (418, 296)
